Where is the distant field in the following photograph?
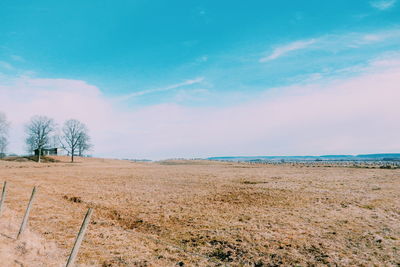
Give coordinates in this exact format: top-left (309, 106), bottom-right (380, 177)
top-left (0, 156), bottom-right (399, 266)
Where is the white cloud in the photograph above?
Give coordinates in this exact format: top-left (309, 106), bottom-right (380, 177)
top-left (362, 34), bottom-right (383, 42)
top-left (260, 39), bottom-right (316, 62)
top-left (196, 56), bottom-right (208, 63)
top-left (357, 29), bottom-right (400, 45)
top-left (260, 29), bottom-right (400, 62)
top-left (0, 61), bottom-right (14, 71)
top-left (10, 55), bottom-right (25, 62)
top-left (118, 77), bottom-right (204, 100)
top-left (370, 0), bottom-right (397, 10)
top-left (1, 57), bottom-right (400, 159)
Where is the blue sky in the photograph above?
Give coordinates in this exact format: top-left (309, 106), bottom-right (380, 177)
top-left (0, 0), bottom-right (400, 158)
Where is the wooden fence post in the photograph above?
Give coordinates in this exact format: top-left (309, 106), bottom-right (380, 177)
top-left (0, 181), bottom-right (7, 216)
top-left (17, 186), bottom-right (36, 239)
top-left (66, 208), bottom-right (93, 267)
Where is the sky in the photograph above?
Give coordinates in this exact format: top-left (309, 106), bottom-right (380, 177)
top-left (0, 0), bottom-right (400, 159)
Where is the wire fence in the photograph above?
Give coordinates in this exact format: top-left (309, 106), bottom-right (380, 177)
top-left (0, 181), bottom-right (92, 267)
top-left (0, 180), bottom-right (230, 266)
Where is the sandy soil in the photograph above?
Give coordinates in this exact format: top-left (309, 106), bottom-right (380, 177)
top-left (0, 156), bottom-right (399, 266)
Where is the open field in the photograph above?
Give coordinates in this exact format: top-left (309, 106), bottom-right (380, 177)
top-left (0, 157), bottom-right (399, 266)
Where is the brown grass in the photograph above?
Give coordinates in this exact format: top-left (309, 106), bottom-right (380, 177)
top-left (0, 156), bottom-right (399, 266)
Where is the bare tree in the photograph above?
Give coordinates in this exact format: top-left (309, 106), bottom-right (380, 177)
top-left (0, 112), bottom-right (10, 158)
top-left (25, 115), bottom-right (56, 162)
top-left (60, 119), bottom-right (90, 162)
top-left (77, 131), bottom-right (92, 156)
top-left (0, 136), bottom-right (7, 158)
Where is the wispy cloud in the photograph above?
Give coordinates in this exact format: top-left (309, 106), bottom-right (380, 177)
top-left (324, 28), bottom-right (400, 49)
top-left (2, 56), bottom-right (400, 159)
top-left (10, 55), bottom-right (25, 62)
top-left (356, 30), bottom-right (400, 45)
top-left (0, 61), bottom-right (14, 71)
top-left (260, 39), bottom-right (316, 62)
top-left (362, 34), bottom-right (383, 42)
top-left (259, 28), bottom-right (400, 63)
top-left (196, 55), bottom-right (208, 63)
top-left (370, 0), bottom-right (397, 10)
top-left (118, 77), bottom-right (205, 101)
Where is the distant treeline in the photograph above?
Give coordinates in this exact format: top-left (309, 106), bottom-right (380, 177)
top-left (208, 153), bottom-right (400, 162)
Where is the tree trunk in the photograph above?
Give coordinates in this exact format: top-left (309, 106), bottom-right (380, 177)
top-left (38, 148), bottom-right (41, 163)
top-left (71, 149), bottom-right (74, 163)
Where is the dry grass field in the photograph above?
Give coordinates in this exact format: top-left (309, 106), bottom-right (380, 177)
top-left (0, 156), bottom-right (399, 266)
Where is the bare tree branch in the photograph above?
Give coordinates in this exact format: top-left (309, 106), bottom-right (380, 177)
top-left (77, 131), bottom-right (92, 157)
top-left (0, 112), bottom-right (10, 158)
top-left (25, 115), bottom-right (56, 162)
top-left (60, 119), bottom-right (91, 162)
